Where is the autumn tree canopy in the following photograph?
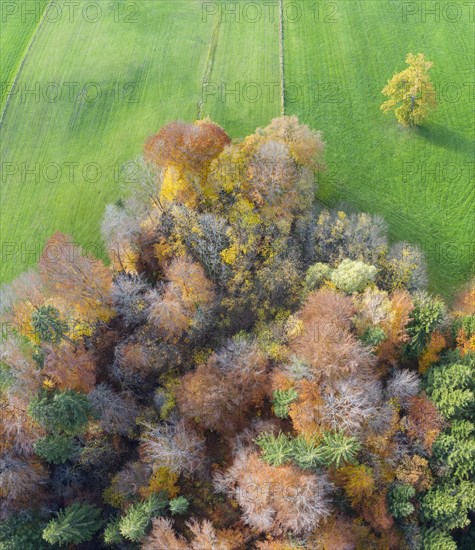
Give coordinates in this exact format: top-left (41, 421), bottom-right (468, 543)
top-left (381, 53), bottom-right (437, 127)
top-left (0, 116), bottom-right (472, 549)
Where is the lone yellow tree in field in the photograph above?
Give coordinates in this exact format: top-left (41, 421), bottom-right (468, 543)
top-left (381, 53), bottom-right (436, 127)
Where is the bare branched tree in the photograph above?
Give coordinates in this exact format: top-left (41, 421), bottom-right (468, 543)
top-left (140, 419), bottom-right (205, 476)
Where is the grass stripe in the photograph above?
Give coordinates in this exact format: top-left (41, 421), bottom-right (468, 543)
top-left (279, 0), bottom-right (285, 115)
top-left (0, 0), bottom-right (53, 127)
top-left (197, 13), bottom-right (222, 120)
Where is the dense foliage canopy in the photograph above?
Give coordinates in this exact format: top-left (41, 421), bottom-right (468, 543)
top-left (1, 116), bottom-right (473, 549)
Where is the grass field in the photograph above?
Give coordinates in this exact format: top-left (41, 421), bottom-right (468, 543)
top-left (0, 1), bottom-right (211, 281)
top-left (284, 0), bottom-right (475, 297)
top-left (0, 0), bottom-right (49, 111)
top-left (1, 0), bottom-right (474, 298)
top-left (202, 3), bottom-right (280, 136)
top-left (0, 0), bottom-right (280, 284)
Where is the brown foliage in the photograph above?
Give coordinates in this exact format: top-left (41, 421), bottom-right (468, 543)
top-left (378, 290), bottom-right (413, 364)
top-left (91, 327), bottom-right (119, 368)
top-left (308, 516), bottom-right (374, 550)
top-left (246, 140), bottom-right (311, 219)
top-left (258, 115), bottom-right (325, 169)
top-left (187, 519), bottom-right (245, 550)
top-left (395, 454), bottom-right (433, 492)
top-left (39, 232), bottom-right (113, 322)
top-left (144, 120), bottom-right (231, 174)
top-left (0, 454), bottom-right (48, 512)
top-left (0, 395), bottom-right (44, 456)
top-left (0, 336), bottom-right (42, 397)
top-left (142, 517), bottom-right (189, 550)
top-left (363, 404), bottom-right (400, 462)
top-left (270, 369), bottom-right (295, 393)
top-left (457, 329), bottom-right (475, 357)
top-left (361, 490), bottom-right (394, 533)
top-left (147, 286), bottom-right (190, 340)
top-left (176, 339), bottom-right (269, 434)
top-left (142, 517), bottom-right (246, 550)
top-left (288, 379), bottom-right (325, 436)
top-left (42, 343), bottom-right (96, 392)
top-left (418, 330), bottom-right (446, 373)
top-left (214, 450), bottom-right (332, 536)
top-left (406, 393), bottom-right (445, 453)
top-left (256, 540), bottom-right (307, 550)
top-left (364, 435), bottom-right (397, 463)
top-left (166, 256), bottom-right (215, 310)
top-left (454, 278), bottom-right (475, 315)
top-left (1, 271), bottom-right (44, 340)
top-left (290, 290), bottom-right (375, 381)
top-left (147, 256), bottom-right (215, 341)
top-left (295, 289), bottom-right (355, 333)
top-left (116, 341), bottom-right (153, 377)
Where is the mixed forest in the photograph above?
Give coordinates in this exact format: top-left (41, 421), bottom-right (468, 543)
top-left (1, 116), bottom-right (474, 549)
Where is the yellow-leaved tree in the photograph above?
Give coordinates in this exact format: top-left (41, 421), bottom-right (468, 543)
top-left (381, 53), bottom-right (436, 127)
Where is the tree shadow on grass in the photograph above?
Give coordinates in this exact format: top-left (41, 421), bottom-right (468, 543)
top-left (417, 124), bottom-right (475, 155)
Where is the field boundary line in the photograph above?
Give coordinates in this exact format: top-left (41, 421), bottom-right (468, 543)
top-left (197, 14), bottom-right (222, 120)
top-left (279, 0), bottom-right (285, 115)
top-left (0, 0), bottom-right (54, 130)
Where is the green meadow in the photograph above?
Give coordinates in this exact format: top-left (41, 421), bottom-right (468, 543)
top-left (0, 0), bottom-right (49, 110)
top-left (284, 0), bottom-right (475, 298)
top-left (1, 0), bottom-right (473, 298)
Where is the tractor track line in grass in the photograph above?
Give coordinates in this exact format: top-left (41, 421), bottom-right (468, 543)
top-left (197, 14), bottom-right (222, 120)
top-left (279, 0), bottom-right (285, 115)
top-left (0, 0), bottom-right (54, 130)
